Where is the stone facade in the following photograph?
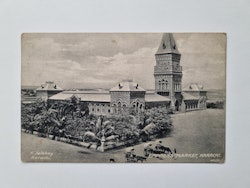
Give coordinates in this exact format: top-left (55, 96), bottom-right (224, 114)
top-left (182, 84), bottom-right (207, 112)
top-left (88, 102), bottom-right (111, 115)
top-left (154, 33), bottom-right (183, 111)
top-left (110, 80), bottom-right (146, 115)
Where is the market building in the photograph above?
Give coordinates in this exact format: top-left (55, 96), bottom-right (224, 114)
top-left (36, 81), bottom-right (63, 101)
top-left (153, 33), bottom-right (207, 112)
top-left (46, 33), bottom-right (207, 115)
top-left (182, 83), bottom-right (207, 111)
top-left (154, 33), bottom-right (183, 111)
top-left (49, 80), bottom-right (170, 116)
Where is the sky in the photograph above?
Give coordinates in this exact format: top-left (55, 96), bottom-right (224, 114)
top-left (21, 33), bottom-right (226, 90)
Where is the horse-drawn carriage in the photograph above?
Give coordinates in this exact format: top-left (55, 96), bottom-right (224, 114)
top-left (144, 141), bottom-right (175, 157)
top-left (125, 148), bottom-right (147, 163)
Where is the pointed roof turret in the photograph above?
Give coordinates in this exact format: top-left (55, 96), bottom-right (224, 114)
top-left (110, 80), bottom-right (145, 92)
top-left (36, 81), bottom-right (63, 91)
top-left (156, 33), bottom-right (180, 55)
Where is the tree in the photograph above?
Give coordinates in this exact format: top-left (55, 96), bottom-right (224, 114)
top-left (139, 107), bottom-right (173, 139)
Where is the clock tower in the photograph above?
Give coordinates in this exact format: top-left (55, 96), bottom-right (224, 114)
top-left (154, 33), bottom-right (183, 110)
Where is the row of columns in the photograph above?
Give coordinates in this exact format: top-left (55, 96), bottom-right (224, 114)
top-left (185, 101), bottom-right (198, 111)
top-left (174, 83), bottom-right (181, 91)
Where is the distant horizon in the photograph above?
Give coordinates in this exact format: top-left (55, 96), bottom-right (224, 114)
top-left (21, 84), bottom-right (225, 91)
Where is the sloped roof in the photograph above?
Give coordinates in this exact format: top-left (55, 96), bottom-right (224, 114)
top-left (145, 93), bottom-right (171, 102)
top-left (182, 92), bottom-right (199, 100)
top-left (183, 83), bottom-right (204, 91)
top-left (49, 91), bottom-right (110, 102)
top-left (36, 81), bottom-right (63, 91)
top-left (21, 85), bottom-right (39, 90)
top-left (110, 80), bottom-right (145, 92)
top-left (49, 90), bottom-right (171, 103)
top-left (156, 33), bottom-right (180, 55)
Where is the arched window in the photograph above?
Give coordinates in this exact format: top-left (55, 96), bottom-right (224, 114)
top-left (113, 104), bottom-right (117, 114)
top-left (136, 102), bottom-right (139, 107)
top-left (122, 104), bottom-right (127, 113)
top-left (162, 81), bottom-right (165, 90)
top-left (139, 104), bottom-right (143, 109)
top-left (132, 103), bottom-right (137, 113)
top-left (118, 102), bottom-right (121, 113)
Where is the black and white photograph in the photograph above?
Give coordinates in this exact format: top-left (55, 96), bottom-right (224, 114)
top-left (21, 33), bottom-right (226, 163)
top-left (2, 0), bottom-right (250, 187)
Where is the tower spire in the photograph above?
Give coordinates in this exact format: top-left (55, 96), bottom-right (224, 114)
top-left (156, 33), bottom-right (180, 55)
top-left (154, 33), bottom-right (183, 111)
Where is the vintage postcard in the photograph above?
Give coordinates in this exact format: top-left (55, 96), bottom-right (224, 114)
top-left (21, 33), bottom-right (226, 163)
